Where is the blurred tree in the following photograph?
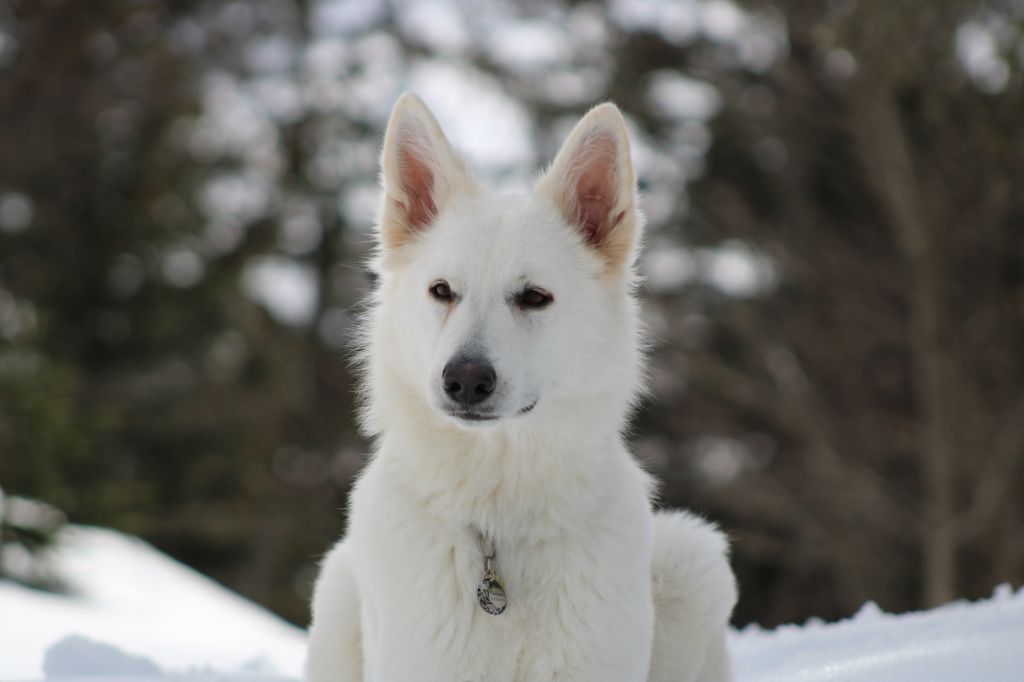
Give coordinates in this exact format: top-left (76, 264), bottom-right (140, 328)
top-left (0, 0), bottom-right (367, 623)
top-left (710, 0), bottom-right (1020, 619)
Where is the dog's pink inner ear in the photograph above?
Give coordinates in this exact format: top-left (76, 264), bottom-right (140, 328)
top-left (396, 135), bottom-right (437, 231)
top-left (568, 131), bottom-right (624, 246)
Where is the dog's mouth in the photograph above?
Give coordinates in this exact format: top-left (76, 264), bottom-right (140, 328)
top-left (447, 400), bottom-right (538, 424)
top-left (447, 411), bottom-right (500, 422)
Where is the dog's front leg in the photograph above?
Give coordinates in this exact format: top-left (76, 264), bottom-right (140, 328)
top-left (306, 541), bottom-right (364, 682)
top-left (647, 511), bottom-right (737, 682)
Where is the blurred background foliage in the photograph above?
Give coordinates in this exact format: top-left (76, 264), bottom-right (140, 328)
top-left (1, 0), bottom-right (1022, 628)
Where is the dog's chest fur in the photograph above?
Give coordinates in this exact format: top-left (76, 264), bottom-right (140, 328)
top-left (346, 434), bottom-right (655, 681)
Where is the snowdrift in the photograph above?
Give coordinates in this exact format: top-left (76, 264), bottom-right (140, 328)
top-left (732, 584), bottom-right (1024, 681)
top-left (1, 525), bottom-right (1022, 681)
top-left (0, 526), bottom-right (305, 680)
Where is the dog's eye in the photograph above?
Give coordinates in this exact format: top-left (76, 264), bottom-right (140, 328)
top-left (517, 287), bottom-right (553, 310)
top-left (429, 280), bottom-right (454, 302)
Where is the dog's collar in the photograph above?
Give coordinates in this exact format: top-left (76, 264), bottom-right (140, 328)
top-left (474, 528), bottom-right (507, 616)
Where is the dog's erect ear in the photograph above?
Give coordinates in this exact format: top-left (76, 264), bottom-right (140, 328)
top-left (379, 93), bottom-right (474, 250)
top-left (537, 103), bottom-right (640, 270)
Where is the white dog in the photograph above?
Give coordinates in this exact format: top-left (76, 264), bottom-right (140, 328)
top-left (306, 94), bottom-right (737, 682)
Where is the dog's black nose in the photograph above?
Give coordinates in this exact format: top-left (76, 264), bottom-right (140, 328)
top-left (442, 359), bottom-right (496, 405)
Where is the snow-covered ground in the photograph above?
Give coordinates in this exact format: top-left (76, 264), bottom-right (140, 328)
top-left (1, 525), bottom-right (1022, 681)
top-left (732, 584), bottom-right (1024, 682)
top-left (0, 526), bottom-right (305, 680)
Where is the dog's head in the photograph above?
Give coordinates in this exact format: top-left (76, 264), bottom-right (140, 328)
top-left (361, 94), bottom-right (644, 436)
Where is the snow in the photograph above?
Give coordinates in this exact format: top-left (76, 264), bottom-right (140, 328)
top-left (956, 21), bottom-right (1012, 94)
top-left (642, 241), bottom-right (776, 297)
top-left (43, 637), bottom-right (160, 678)
top-left (241, 256), bottom-right (319, 327)
top-left (0, 526), bottom-right (306, 680)
top-left (2, 524), bottom-right (1023, 681)
top-left (645, 70), bottom-right (723, 121)
top-left (732, 586), bottom-right (1024, 681)
top-left (0, 192), bottom-right (34, 234)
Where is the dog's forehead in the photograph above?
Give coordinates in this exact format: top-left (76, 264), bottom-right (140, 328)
top-left (418, 193), bottom-right (587, 284)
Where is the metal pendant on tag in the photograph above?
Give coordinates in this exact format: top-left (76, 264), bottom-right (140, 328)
top-left (476, 570), bottom-right (507, 615)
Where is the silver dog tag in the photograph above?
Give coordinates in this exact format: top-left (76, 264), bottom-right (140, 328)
top-left (477, 569), bottom-right (507, 615)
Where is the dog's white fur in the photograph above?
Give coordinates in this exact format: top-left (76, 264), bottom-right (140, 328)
top-left (306, 94), bottom-right (737, 682)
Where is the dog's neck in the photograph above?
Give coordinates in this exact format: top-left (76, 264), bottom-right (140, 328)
top-left (374, 390), bottom-right (635, 543)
